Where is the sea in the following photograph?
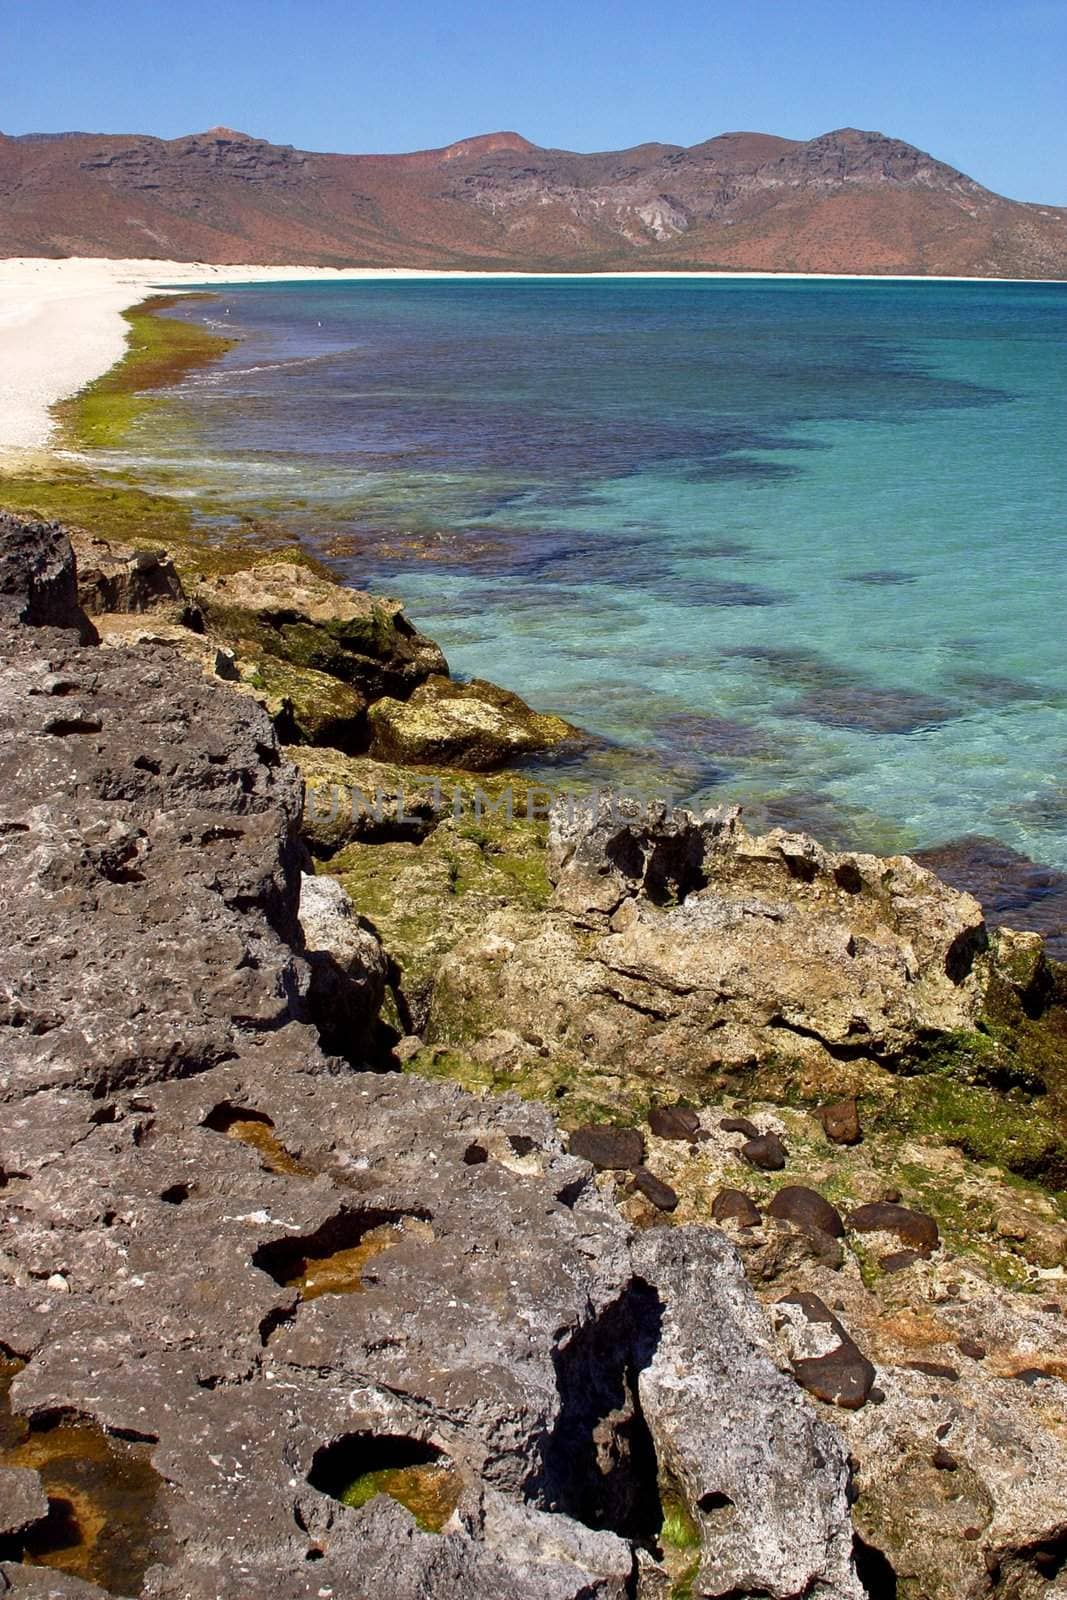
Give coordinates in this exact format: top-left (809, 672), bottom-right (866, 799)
top-left (111, 275), bottom-right (1067, 875)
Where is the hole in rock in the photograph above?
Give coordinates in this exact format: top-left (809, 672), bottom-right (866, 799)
top-left (0, 1358), bottom-right (169, 1593)
top-left (698, 1490), bottom-right (734, 1513)
top-left (42, 717), bottom-right (103, 737)
top-left (201, 1102), bottom-right (306, 1175)
top-left (539, 1278), bottom-right (665, 1542)
top-left (308, 1434), bottom-right (459, 1533)
top-left (160, 1183), bottom-right (190, 1206)
top-left (644, 833), bottom-right (708, 907)
top-left (253, 1209), bottom-right (433, 1300)
top-left (853, 1532), bottom-right (898, 1598)
top-left (835, 861), bottom-right (864, 894)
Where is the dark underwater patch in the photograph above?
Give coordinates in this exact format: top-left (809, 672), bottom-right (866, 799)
top-left (784, 685), bottom-right (961, 734)
top-left (843, 569), bottom-right (920, 586)
top-left (914, 837), bottom-right (1067, 961)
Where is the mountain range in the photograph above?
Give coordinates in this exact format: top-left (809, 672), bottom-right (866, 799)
top-left (2, 124), bottom-right (1065, 277)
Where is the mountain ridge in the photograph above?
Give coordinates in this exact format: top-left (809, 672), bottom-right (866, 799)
top-left (1, 123), bottom-right (1065, 277)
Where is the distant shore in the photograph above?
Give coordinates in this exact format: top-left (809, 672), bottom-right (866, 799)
top-left (0, 255), bottom-right (1059, 460)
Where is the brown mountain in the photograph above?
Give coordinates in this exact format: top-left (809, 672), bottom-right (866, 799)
top-left (2, 124), bottom-right (1065, 277)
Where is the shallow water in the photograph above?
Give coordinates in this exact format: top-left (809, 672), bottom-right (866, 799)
top-left (112, 277), bottom-right (1067, 867)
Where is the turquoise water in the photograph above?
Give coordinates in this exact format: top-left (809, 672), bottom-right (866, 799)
top-left (116, 277), bottom-right (1067, 866)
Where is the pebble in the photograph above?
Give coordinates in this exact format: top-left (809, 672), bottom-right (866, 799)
top-left (932, 1446), bottom-right (959, 1471)
top-left (568, 1124), bottom-right (645, 1171)
top-left (818, 1097), bottom-right (862, 1145)
top-left (649, 1103), bottom-right (703, 1141)
top-left (712, 1189), bottom-right (762, 1228)
top-left (741, 1132), bottom-right (787, 1171)
top-left (720, 1115), bottom-right (760, 1139)
top-left (767, 1185), bottom-right (845, 1238)
top-left (630, 1166), bottom-right (679, 1212)
top-left (849, 1202), bottom-right (939, 1255)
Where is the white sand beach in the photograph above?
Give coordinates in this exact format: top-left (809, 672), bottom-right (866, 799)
top-left (0, 257), bottom-right (493, 459)
top-left (0, 256), bottom-right (1040, 461)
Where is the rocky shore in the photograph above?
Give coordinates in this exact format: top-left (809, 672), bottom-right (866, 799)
top-left (1, 511), bottom-right (1065, 1600)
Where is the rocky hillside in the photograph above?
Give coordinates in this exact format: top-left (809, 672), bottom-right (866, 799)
top-left (2, 124), bottom-right (1066, 276)
top-left (1, 511), bottom-right (1066, 1599)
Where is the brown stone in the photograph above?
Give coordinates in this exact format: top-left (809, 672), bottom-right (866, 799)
top-left (849, 1202), bottom-right (940, 1255)
top-left (818, 1097), bottom-right (862, 1145)
top-left (567, 1124), bottom-right (645, 1171)
top-left (712, 1189), bottom-right (762, 1228)
top-left (879, 1250), bottom-right (922, 1274)
top-left (720, 1116), bottom-right (760, 1139)
top-left (777, 1294), bottom-right (876, 1411)
top-left (649, 1103), bottom-right (703, 1141)
top-left (631, 1167), bottom-right (679, 1212)
top-left (767, 1186), bottom-right (844, 1239)
top-left (741, 1133), bottom-right (787, 1172)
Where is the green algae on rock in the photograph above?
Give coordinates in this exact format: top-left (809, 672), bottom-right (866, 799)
top-left (0, 1359), bottom-right (169, 1594)
top-left (368, 673), bottom-right (582, 771)
top-left (192, 559), bottom-right (447, 705)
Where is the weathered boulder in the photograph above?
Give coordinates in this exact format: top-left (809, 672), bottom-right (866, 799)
top-left (368, 674), bottom-right (580, 771)
top-left (0, 511), bottom-right (94, 638)
top-left (95, 613), bottom-right (369, 750)
top-left (0, 521), bottom-right (865, 1600)
top-left (192, 559), bottom-right (447, 699)
top-left (69, 532), bottom-right (183, 615)
top-left (298, 871), bottom-right (388, 1057)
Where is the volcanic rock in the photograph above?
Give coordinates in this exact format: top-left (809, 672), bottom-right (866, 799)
top-left (0, 520), bottom-right (864, 1599)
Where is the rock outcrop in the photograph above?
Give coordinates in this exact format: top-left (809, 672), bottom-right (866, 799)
top-left (191, 560), bottom-right (447, 701)
top-left (368, 674), bottom-right (581, 770)
top-left (0, 518), bottom-right (865, 1599)
top-left (428, 797), bottom-right (1063, 1109)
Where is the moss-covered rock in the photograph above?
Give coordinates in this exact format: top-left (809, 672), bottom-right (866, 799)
top-left (238, 650), bottom-right (367, 749)
top-left (367, 674), bottom-right (582, 770)
top-left (291, 745), bottom-right (540, 853)
top-left (192, 561), bottom-right (447, 700)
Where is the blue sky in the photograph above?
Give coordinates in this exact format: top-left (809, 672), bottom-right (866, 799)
top-left (3, 0), bottom-right (1064, 202)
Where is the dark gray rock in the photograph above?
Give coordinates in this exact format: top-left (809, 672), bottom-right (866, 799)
top-left (0, 522), bottom-right (863, 1600)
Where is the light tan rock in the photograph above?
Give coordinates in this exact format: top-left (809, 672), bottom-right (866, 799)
top-left (368, 674), bottom-right (581, 771)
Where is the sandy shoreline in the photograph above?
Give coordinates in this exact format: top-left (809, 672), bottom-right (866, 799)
top-left (0, 255), bottom-right (1058, 460)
